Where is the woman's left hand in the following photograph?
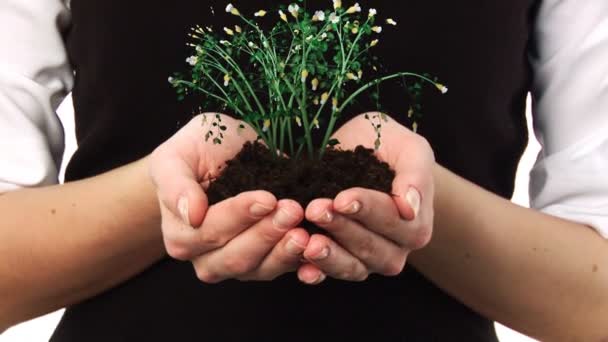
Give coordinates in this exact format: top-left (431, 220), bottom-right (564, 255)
top-left (298, 113), bottom-right (435, 284)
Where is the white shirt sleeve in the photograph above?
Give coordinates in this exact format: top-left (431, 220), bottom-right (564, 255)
top-left (530, 0), bottom-right (608, 238)
top-left (0, 0), bottom-right (73, 193)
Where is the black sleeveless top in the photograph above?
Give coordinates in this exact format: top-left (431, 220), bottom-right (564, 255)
top-left (54, 1), bottom-right (538, 340)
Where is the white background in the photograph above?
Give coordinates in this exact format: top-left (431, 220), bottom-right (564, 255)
top-left (0, 95), bottom-right (541, 341)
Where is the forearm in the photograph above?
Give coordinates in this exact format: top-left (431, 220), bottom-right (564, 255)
top-left (410, 164), bottom-right (608, 341)
top-left (0, 158), bottom-right (164, 330)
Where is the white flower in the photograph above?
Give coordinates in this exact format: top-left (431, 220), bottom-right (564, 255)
top-left (321, 32), bottom-right (328, 39)
top-left (288, 4), bottom-right (300, 18)
top-left (225, 4), bottom-right (240, 16)
top-left (195, 45), bottom-right (204, 53)
top-left (262, 119), bottom-right (271, 132)
top-left (329, 12), bottom-right (340, 24)
top-left (435, 83), bottom-right (448, 94)
top-left (372, 26), bottom-right (382, 33)
top-left (346, 72), bottom-right (358, 80)
top-left (333, 0), bottom-right (342, 10)
top-left (370, 39), bottom-right (379, 47)
top-left (168, 76), bottom-right (174, 83)
top-left (311, 78), bottom-right (319, 91)
top-left (219, 40), bottom-right (231, 45)
top-left (279, 10), bottom-right (288, 22)
top-left (312, 10), bottom-right (326, 21)
top-left (234, 25), bottom-right (242, 33)
top-left (320, 92), bottom-right (330, 105)
top-left (248, 41), bottom-right (257, 48)
top-left (386, 18), bottom-right (397, 25)
top-left (346, 3), bottom-right (361, 14)
top-left (186, 56), bottom-right (198, 66)
top-left (332, 97), bottom-right (339, 111)
top-left (368, 8), bottom-right (377, 17)
top-left (254, 10), bottom-right (267, 17)
top-left (224, 74), bottom-right (231, 86)
top-left (301, 69), bottom-right (309, 83)
top-left (224, 27), bottom-right (234, 35)
top-left (312, 119), bottom-right (320, 129)
top-left (306, 35), bottom-right (314, 41)
top-left (295, 116), bottom-right (302, 127)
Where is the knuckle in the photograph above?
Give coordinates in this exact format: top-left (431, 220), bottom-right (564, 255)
top-left (197, 231), bottom-right (226, 249)
top-left (195, 268), bottom-right (220, 284)
top-left (409, 224), bottom-right (433, 250)
top-left (165, 242), bottom-right (192, 261)
top-left (381, 255), bottom-right (407, 276)
top-left (356, 235), bottom-right (377, 263)
top-left (223, 255), bottom-right (256, 275)
top-left (259, 226), bottom-right (285, 244)
top-left (339, 261), bottom-right (365, 282)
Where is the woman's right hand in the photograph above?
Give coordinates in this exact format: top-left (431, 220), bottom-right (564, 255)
top-left (149, 113), bottom-right (310, 283)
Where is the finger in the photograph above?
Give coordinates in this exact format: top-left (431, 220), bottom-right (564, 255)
top-left (307, 198), bottom-right (407, 275)
top-left (331, 188), bottom-right (426, 249)
top-left (151, 149), bottom-right (209, 228)
top-left (389, 138), bottom-right (434, 222)
top-left (162, 191), bottom-right (277, 260)
top-left (302, 234), bottom-right (369, 282)
top-left (297, 263), bottom-right (326, 285)
top-left (192, 200), bottom-right (303, 283)
top-left (247, 228), bottom-right (310, 281)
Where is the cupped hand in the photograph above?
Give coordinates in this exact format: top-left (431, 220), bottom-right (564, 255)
top-left (298, 113), bottom-right (435, 284)
top-left (149, 113), bottom-right (309, 282)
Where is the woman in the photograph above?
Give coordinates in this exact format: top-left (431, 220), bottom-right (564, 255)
top-left (1, 0), bottom-right (606, 340)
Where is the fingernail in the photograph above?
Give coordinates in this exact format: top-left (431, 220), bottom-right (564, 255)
top-left (178, 197), bottom-right (190, 226)
top-left (249, 202), bottom-right (274, 217)
top-left (341, 201), bottom-right (361, 215)
top-left (285, 239), bottom-right (305, 255)
top-left (312, 272), bottom-right (327, 285)
top-left (273, 207), bottom-right (297, 229)
top-left (313, 247), bottom-right (330, 261)
top-left (405, 187), bottom-right (421, 219)
top-left (315, 210), bottom-right (334, 224)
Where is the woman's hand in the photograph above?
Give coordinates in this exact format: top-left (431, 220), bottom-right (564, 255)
top-left (149, 113), bottom-right (309, 282)
top-left (298, 113), bottom-right (435, 284)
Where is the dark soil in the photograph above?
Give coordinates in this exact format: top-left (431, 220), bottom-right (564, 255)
top-left (206, 141), bottom-right (395, 233)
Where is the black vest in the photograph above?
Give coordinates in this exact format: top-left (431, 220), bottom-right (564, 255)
top-left (54, 1), bottom-right (537, 340)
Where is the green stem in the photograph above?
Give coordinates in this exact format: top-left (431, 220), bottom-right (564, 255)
top-left (287, 118), bottom-right (295, 156)
top-left (338, 72), bottom-right (437, 113)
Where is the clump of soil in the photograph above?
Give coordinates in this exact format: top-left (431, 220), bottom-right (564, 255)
top-left (206, 141), bottom-right (395, 232)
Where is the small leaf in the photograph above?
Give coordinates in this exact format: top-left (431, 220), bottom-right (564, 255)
top-left (327, 138), bottom-right (340, 147)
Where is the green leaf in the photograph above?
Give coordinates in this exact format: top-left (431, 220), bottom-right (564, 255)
top-left (374, 138), bottom-right (381, 151)
top-left (327, 138), bottom-right (340, 147)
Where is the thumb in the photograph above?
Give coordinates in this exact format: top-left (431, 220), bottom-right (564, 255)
top-left (389, 144), bottom-right (433, 222)
top-left (150, 152), bottom-right (209, 228)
